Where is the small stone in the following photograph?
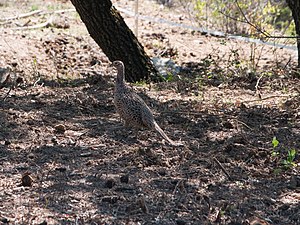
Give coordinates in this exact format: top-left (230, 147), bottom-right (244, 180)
top-left (54, 124), bottom-right (66, 133)
top-left (1, 217), bottom-right (9, 224)
top-left (11, 62), bottom-right (18, 67)
top-left (190, 52), bottom-right (196, 57)
top-left (15, 77), bottom-right (24, 84)
top-left (105, 178), bottom-right (116, 188)
top-left (176, 219), bottom-right (186, 225)
top-left (158, 168), bottom-right (167, 176)
top-left (223, 121), bottom-right (234, 129)
top-left (21, 172), bottom-right (33, 187)
top-left (120, 174), bottom-right (129, 183)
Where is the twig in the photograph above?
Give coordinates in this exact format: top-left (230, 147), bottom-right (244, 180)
top-left (137, 195), bottom-right (149, 213)
top-left (0, 10), bottom-right (43, 22)
top-left (33, 77), bottom-right (41, 87)
top-left (233, 119), bottom-right (252, 130)
top-left (173, 179), bottom-right (186, 195)
top-left (283, 56), bottom-right (292, 70)
top-left (2, 86), bottom-right (13, 101)
top-left (218, 10), bottom-right (245, 24)
top-left (213, 157), bottom-right (232, 180)
top-left (255, 74), bottom-right (264, 99)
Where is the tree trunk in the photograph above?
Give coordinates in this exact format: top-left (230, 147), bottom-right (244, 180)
top-left (286, 0), bottom-right (300, 67)
top-left (70, 0), bottom-right (159, 82)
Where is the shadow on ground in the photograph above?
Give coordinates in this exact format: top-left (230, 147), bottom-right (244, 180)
top-left (0, 73), bottom-right (299, 224)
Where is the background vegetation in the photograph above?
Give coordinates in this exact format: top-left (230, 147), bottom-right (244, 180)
top-left (178, 0), bottom-right (296, 42)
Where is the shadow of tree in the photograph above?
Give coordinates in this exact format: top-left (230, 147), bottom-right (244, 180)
top-left (0, 74), bottom-right (299, 224)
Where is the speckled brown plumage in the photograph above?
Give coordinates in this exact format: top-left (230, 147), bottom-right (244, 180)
top-left (113, 60), bottom-right (176, 145)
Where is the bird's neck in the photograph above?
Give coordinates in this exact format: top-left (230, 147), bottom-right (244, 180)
top-left (116, 66), bottom-right (125, 85)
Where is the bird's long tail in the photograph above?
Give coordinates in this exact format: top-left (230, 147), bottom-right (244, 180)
top-left (154, 121), bottom-right (176, 146)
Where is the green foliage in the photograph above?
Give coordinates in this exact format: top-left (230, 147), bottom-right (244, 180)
top-left (194, 0), bottom-right (206, 18)
top-left (30, 4), bottom-right (39, 11)
top-left (165, 72), bottom-right (175, 82)
top-left (272, 136), bottom-right (279, 148)
top-left (133, 80), bottom-right (148, 87)
top-left (193, 0), bottom-right (295, 38)
top-left (282, 149), bottom-right (297, 168)
top-left (271, 137), bottom-right (297, 171)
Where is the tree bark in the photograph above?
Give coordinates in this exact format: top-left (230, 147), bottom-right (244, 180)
top-left (70, 0), bottom-right (159, 82)
top-left (286, 0), bottom-right (300, 67)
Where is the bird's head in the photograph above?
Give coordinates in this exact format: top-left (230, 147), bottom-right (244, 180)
top-left (112, 60), bottom-right (124, 70)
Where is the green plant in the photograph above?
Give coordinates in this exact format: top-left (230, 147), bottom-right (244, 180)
top-left (30, 4), bottom-right (39, 11)
top-left (133, 80), bottom-right (147, 87)
top-left (271, 136), bottom-right (297, 170)
top-left (164, 72), bottom-right (174, 82)
top-left (271, 136), bottom-right (280, 157)
top-left (272, 136), bottom-right (279, 148)
top-left (282, 149), bottom-right (297, 168)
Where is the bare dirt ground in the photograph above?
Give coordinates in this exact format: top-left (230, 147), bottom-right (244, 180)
top-left (0, 0), bottom-right (300, 224)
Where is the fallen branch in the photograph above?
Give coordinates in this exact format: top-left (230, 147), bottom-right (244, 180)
top-left (0, 8), bottom-right (76, 22)
top-left (5, 9), bottom-right (76, 30)
top-left (1, 8), bottom-right (76, 28)
top-left (0, 10), bottom-right (43, 22)
top-left (12, 16), bottom-right (53, 30)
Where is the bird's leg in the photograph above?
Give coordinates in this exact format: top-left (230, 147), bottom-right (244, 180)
top-left (123, 121), bottom-right (137, 139)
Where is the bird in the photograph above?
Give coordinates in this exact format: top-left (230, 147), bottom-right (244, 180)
top-left (112, 60), bottom-right (177, 145)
